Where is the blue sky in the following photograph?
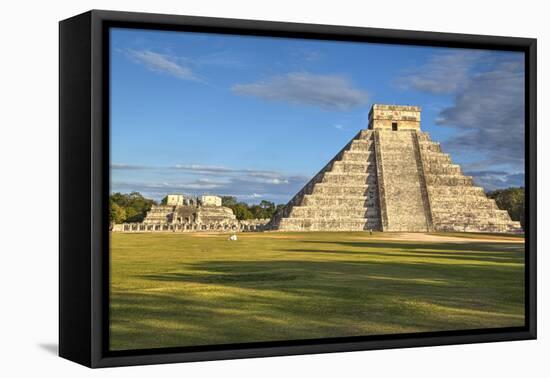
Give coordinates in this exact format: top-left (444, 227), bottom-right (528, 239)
top-left (110, 28), bottom-right (525, 204)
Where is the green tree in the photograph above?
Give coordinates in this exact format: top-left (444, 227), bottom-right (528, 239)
top-left (110, 192), bottom-right (156, 223)
top-left (486, 187), bottom-right (525, 228)
top-left (232, 203), bottom-right (254, 220)
top-left (221, 196), bottom-right (238, 207)
top-left (227, 200), bottom-right (285, 220)
top-left (249, 204), bottom-right (263, 219)
top-left (109, 201), bottom-right (126, 224)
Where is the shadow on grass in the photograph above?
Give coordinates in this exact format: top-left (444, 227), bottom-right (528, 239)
top-left (282, 248), bottom-right (523, 264)
top-left (299, 240), bottom-right (524, 252)
top-left (110, 236), bottom-right (525, 351)
top-left (110, 251), bottom-right (525, 351)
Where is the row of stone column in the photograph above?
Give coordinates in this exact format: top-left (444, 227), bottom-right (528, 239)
top-left (115, 222), bottom-right (267, 233)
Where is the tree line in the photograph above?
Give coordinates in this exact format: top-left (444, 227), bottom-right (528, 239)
top-left (110, 192), bottom-right (156, 224)
top-left (109, 188), bottom-right (525, 228)
top-left (108, 192), bottom-right (286, 224)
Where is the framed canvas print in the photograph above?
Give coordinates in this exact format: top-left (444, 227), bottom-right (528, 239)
top-left (59, 10), bottom-right (537, 368)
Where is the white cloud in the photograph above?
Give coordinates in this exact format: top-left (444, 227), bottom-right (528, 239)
top-left (111, 163), bottom-right (310, 203)
top-left (468, 170), bottom-right (525, 191)
top-left (436, 58), bottom-right (525, 169)
top-left (232, 72), bottom-right (369, 110)
top-left (124, 49), bottom-right (199, 81)
top-left (395, 50), bottom-right (484, 94)
top-left (111, 163), bottom-right (150, 170)
top-left (396, 50), bottom-right (525, 172)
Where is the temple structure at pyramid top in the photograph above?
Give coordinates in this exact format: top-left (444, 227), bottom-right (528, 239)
top-left (268, 104), bottom-right (522, 233)
top-left (368, 104), bottom-right (422, 131)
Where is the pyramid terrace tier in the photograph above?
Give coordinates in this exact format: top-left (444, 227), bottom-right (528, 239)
top-left (434, 220), bottom-right (523, 233)
top-left (288, 206), bottom-right (380, 219)
top-left (276, 218), bottom-right (382, 231)
top-left (330, 161), bottom-right (376, 173)
top-left (310, 183), bottom-right (378, 196)
top-left (301, 194), bottom-right (378, 207)
top-left (321, 172), bottom-right (377, 185)
top-left (432, 209), bottom-right (517, 223)
top-left (429, 197), bottom-right (500, 210)
top-left (425, 175), bottom-right (474, 186)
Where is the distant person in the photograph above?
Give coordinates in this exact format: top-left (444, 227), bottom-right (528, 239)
top-left (228, 234), bottom-right (238, 241)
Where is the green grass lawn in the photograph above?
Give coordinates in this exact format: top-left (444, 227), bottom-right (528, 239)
top-left (110, 231), bottom-right (525, 351)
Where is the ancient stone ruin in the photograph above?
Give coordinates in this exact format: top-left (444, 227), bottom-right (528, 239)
top-left (269, 104), bottom-right (522, 233)
top-left (112, 194), bottom-right (269, 233)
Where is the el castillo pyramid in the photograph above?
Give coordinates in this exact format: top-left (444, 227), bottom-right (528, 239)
top-left (269, 104), bottom-right (522, 233)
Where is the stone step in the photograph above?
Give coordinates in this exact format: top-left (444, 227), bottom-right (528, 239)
top-left (379, 148), bottom-right (415, 156)
top-left (386, 205), bottom-right (427, 216)
top-left (377, 130), bottom-right (414, 137)
top-left (378, 164), bottom-right (420, 173)
top-left (385, 212), bottom-right (429, 223)
top-left (376, 129), bottom-right (430, 233)
top-left (385, 223), bottom-right (429, 232)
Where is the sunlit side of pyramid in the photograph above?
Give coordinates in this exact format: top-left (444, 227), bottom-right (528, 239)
top-left (269, 104), bottom-right (522, 233)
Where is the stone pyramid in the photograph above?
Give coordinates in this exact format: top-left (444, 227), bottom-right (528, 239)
top-left (269, 104), bottom-right (522, 233)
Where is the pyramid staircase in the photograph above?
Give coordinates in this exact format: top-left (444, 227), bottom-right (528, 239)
top-left (374, 130), bottom-right (431, 231)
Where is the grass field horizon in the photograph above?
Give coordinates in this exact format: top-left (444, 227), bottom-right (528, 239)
top-left (110, 231), bottom-right (525, 351)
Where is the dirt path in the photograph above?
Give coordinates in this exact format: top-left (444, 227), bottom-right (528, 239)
top-left (367, 232), bottom-right (524, 244)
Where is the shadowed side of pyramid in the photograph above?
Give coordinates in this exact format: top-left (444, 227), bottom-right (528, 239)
top-left (268, 104), bottom-right (522, 233)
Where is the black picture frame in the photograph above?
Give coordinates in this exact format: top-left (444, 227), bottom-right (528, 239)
top-left (59, 9), bottom-right (537, 368)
